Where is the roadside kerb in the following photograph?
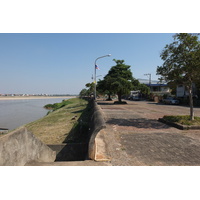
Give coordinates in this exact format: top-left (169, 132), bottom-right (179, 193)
top-left (158, 118), bottom-right (200, 130)
top-left (88, 101), bottom-right (111, 161)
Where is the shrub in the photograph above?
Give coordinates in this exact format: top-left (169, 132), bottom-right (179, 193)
top-left (44, 99), bottom-right (73, 111)
top-left (163, 115), bottom-right (200, 125)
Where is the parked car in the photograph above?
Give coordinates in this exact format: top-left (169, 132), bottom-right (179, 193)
top-left (163, 97), bottom-right (179, 105)
top-left (133, 96), bottom-right (140, 101)
top-left (130, 96), bottom-right (140, 101)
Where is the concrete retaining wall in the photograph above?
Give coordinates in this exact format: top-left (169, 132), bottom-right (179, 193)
top-left (48, 143), bottom-right (88, 161)
top-left (0, 127), bottom-right (56, 166)
top-left (88, 101), bottom-right (110, 161)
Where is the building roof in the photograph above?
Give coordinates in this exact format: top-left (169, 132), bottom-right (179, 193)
top-left (137, 79), bottom-right (168, 86)
top-left (149, 84), bottom-right (168, 87)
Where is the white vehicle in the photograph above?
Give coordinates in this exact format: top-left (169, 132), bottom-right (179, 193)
top-left (163, 97), bottom-right (179, 105)
top-left (129, 90), bottom-right (141, 100)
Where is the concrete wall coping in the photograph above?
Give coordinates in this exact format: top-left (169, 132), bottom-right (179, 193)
top-left (0, 127), bottom-right (56, 166)
top-left (88, 101), bottom-right (110, 161)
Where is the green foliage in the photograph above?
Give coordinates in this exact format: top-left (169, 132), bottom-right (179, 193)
top-left (133, 83), bottom-right (150, 95)
top-left (97, 75), bottom-right (115, 99)
top-left (85, 82), bottom-right (95, 93)
top-left (157, 33), bottom-right (200, 120)
top-left (26, 98), bottom-right (89, 144)
top-left (64, 101), bottom-right (92, 143)
top-left (163, 115), bottom-right (200, 125)
top-left (97, 59), bottom-right (134, 102)
top-left (44, 99), bottom-right (73, 111)
top-left (79, 82), bottom-right (95, 97)
top-left (79, 88), bottom-right (89, 97)
top-left (157, 33), bottom-right (200, 85)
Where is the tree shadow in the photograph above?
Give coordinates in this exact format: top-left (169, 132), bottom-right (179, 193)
top-left (64, 104), bottom-right (92, 143)
top-left (52, 102), bottom-right (93, 161)
top-left (97, 102), bottom-right (115, 105)
top-left (106, 118), bottom-right (171, 129)
top-left (146, 102), bottom-right (162, 105)
top-left (146, 102), bottom-right (183, 107)
top-left (97, 101), bottom-right (137, 106)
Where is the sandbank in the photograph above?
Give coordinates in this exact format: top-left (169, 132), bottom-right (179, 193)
top-left (0, 96), bottom-right (77, 101)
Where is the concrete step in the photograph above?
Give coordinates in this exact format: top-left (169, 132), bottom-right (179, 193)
top-left (25, 160), bottom-right (111, 166)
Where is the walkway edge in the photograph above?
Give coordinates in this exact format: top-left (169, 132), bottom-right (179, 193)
top-left (158, 118), bottom-right (200, 130)
top-left (88, 101), bottom-right (111, 161)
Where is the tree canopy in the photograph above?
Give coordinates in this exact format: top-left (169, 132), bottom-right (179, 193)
top-left (97, 59), bottom-right (134, 102)
top-left (157, 33), bottom-right (200, 120)
top-left (79, 82), bottom-right (95, 97)
top-left (97, 76), bottom-right (114, 100)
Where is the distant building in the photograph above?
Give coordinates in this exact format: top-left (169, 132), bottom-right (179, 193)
top-left (176, 84), bottom-right (197, 98)
top-left (138, 79), bottom-right (170, 95)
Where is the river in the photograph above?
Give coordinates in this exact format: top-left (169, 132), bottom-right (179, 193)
top-left (0, 97), bottom-right (72, 131)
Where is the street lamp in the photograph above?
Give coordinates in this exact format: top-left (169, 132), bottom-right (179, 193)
top-left (94, 54), bottom-right (111, 100)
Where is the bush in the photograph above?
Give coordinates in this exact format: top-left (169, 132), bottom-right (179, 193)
top-left (163, 115), bottom-right (200, 125)
top-left (44, 100), bottom-right (73, 111)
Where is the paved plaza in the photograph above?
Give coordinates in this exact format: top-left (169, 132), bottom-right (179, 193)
top-left (98, 100), bottom-right (200, 166)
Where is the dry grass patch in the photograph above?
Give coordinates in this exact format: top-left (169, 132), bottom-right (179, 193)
top-left (25, 98), bottom-right (88, 144)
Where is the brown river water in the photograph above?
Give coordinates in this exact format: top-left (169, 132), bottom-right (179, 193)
top-left (0, 97), bottom-right (71, 131)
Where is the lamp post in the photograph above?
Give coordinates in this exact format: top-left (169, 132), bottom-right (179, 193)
top-left (94, 54), bottom-right (111, 100)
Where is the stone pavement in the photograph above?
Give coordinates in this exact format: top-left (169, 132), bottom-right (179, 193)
top-left (25, 160), bottom-right (111, 166)
top-left (97, 100), bottom-right (200, 166)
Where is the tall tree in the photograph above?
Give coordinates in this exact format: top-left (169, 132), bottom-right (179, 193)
top-left (79, 88), bottom-right (89, 97)
top-left (106, 59), bottom-right (134, 102)
top-left (157, 33), bottom-right (200, 120)
top-left (97, 76), bottom-right (113, 100)
top-left (134, 83), bottom-right (150, 97)
top-left (85, 82), bottom-right (95, 95)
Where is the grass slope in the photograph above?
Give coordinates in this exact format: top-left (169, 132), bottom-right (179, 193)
top-left (25, 98), bottom-right (88, 144)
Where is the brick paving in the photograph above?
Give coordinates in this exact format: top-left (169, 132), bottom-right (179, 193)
top-left (97, 100), bottom-right (200, 166)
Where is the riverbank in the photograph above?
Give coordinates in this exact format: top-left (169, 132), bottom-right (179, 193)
top-left (0, 96), bottom-right (77, 101)
top-left (25, 98), bottom-right (90, 144)
top-left (1, 97), bottom-right (77, 130)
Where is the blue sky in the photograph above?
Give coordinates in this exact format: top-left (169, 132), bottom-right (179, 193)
top-left (0, 33), bottom-right (176, 94)
top-left (1, 0), bottom-right (199, 197)
top-left (0, 1), bottom-right (198, 95)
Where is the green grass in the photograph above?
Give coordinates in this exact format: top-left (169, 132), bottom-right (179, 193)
top-left (163, 115), bottom-right (200, 126)
top-left (44, 99), bottom-right (74, 111)
top-left (25, 98), bottom-right (90, 144)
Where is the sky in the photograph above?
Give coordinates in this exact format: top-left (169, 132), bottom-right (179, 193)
top-left (0, 0), bottom-right (198, 95)
top-left (1, 1), bottom-right (200, 198)
top-left (0, 33), bottom-right (176, 95)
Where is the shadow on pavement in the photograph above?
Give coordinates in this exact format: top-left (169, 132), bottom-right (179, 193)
top-left (106, 118), bottom-right (171, 129)
top-left (97, 102), bottom-right (116, 105)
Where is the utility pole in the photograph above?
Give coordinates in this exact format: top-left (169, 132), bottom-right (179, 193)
top-left (144, 73), bottom-right (151, 86)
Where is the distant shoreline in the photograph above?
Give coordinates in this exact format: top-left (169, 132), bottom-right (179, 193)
top-left (0, 96), bottom-right (77, 101)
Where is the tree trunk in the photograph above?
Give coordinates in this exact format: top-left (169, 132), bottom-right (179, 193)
top-left (118, 92), bottom-right (122, 102)
top-left (108, 94), bottom-right (112, 100)
top-left (188, 84), bottom-right (194, 120)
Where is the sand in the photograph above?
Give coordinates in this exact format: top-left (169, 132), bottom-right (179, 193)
top-left (0, 96), bottom-right (77, 101)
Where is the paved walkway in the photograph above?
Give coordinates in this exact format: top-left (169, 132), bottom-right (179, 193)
top-left (98, 100), bottom-right (200, 166)
top-left (25, 160), bottom-right (111, 166)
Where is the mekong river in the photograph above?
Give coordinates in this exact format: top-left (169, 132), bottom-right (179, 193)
top-left (0, 97), bottom-right (72, 131)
